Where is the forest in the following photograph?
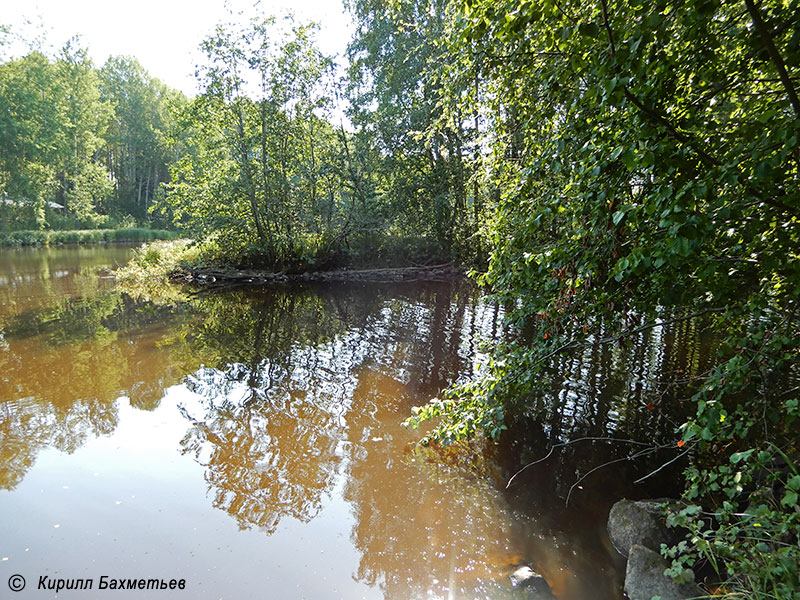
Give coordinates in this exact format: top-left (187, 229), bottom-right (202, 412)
top-left (2, 0), bottom-right (799, 596)
top-left (0, 36), bottom-right (183, 232)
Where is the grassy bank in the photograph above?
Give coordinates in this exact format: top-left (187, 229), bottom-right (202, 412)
top-left (115, 239), bottom-right (199, 283)
top-left (114, 239), bottom-right (199, 303)
top-left (194, 231), bottom-right (452, 272)
top-left (115, 235), bottom-right (460, 290)
top-left (0, 228), bottom-right (179, 247)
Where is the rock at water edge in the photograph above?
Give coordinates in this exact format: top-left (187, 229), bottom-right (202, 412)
top-left (625, 544), bottom-right (702, 600)
top-left (608, 499), bottom-right (679, 555)
top-left (509, 566), bottom-right (556, 599)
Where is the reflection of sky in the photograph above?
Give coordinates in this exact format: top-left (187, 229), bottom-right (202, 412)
top-left (0, 392), bottom-right (377, 600)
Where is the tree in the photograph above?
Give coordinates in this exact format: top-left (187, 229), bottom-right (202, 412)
top-left (345, 0), bottom-right (479, 252)
top-left (99, 56), bottom-right (184, 220)
top-left (0, 51), bottom-right (63, 229)
top-left (53, 38), bottom-right (113, 225)
top-left (162, 15), bottom-right (360, 266)
top-left (0, 32), bottom-right (184, 231)
top-left (406, 0), bottom-right (800, 593)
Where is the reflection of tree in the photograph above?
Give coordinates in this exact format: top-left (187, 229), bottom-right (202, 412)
top-left (173, 285), bottom-right (379, 533)
top-left (343, 368), bottom-right (523, 600)
top-left (171, 281), bottom-right (536, 598)
top-left (179, 381), bottom-right (344, 533)
top-left (173, 281), bottom-right (490, 544)
top-left (0, 245), bottom-right (135, 319)
top-left (0, 396), bottom-right (120, 490)
top-left (2, 290), bottom-right (187, 347)
top-left (340, 308), bottom-right (716, 600)
top-left (498, 314), bottom-right (718, 505)
top-left (0, 289), bottom-right (197, 489)
top-left (513, 313), bottom-right (717, 446)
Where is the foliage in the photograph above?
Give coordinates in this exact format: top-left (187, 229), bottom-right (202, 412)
top-left (0, 37), bottom-right (184, 231)
top-left (345, 0), bottom-right (484, 258)
top-left (115, 239), bottom-right (198, 282)
top-left (664, 308), bottom-right (800, 597)
top-left (159, 16), bottom-right (365, 268)
top-left (99, 56), bottom-right (186, 221)
top-left (399, 0), bottom-right (800, 594)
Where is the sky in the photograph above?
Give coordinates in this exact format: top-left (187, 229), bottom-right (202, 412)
top-left (2, 0), bottom-right (354, 97)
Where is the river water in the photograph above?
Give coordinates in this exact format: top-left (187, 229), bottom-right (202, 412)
top-left (0, 245), bottom-right (703, 599)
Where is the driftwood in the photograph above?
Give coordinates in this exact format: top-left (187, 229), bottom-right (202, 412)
top-left (169, 263), bottom-right (464, 287)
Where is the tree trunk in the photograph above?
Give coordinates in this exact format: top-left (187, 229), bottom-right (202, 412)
top-left (235, 103), bottom-right (267, 248)
top-left (144, 164), bottom-right (151, 210)
top-left (259, 100), bottom-right (275, 250)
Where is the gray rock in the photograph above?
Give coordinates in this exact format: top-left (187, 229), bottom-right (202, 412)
top-left (625, 545), bottom-right (702, 600)
top-left (509, 566), bottom-right (556, 599)
top-left (608, 498), bottom-right (680, 555)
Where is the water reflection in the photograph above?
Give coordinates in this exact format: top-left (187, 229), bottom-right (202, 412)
top-left (168, 284), bottom-right (530, 598)
top-left (0, 396), bottom-right (119, 490)
top-left (0, 247), bottom-right (194, 489)
top-left (174, 283), bottom-right (491, 536)
top-left (499, 313), bottom-right (717, 500)
top-left (343, 370), bottom-right (522, 599)
top-left (0, 246), bottom-right (713, 599)
top-left (0, 245), bottom-right (133, 318)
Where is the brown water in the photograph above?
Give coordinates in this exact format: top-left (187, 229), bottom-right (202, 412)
top-left (0, 245), bottom-right (702, 599)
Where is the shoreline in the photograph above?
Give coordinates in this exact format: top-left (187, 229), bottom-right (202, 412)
top-left (0, 228), bottom-right (178, 247)
top-left (168, 263), bottom-right (466, 287)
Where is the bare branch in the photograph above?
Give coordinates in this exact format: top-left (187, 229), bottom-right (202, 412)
top-left (506, 436), bottom-right (656, 489)
top-left (634, 448), bottom-right (690, 484)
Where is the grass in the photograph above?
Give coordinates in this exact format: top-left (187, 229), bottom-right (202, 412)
top-left (114, 239), bottom-right (200, 304)
top-left (115, 239), bottom-right (199, 283)
top-left (0, 228), bottom-right (179, 247)
top-left (200, 231), bottom-right (451, 271)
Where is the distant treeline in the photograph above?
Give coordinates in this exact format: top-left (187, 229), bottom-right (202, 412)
top-left (0, 228), bottom-right (178, 247)
top-left (0, 40), bottom-right (185, 231)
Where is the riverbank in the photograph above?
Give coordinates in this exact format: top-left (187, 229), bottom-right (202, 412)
top-left (115, 239), bottom-right (466, 290)
top-left (0, 228), bottom-right (179, 247)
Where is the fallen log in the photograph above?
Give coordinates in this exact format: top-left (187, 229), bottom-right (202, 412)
top-left (168, 263), bottom-right (464, 287)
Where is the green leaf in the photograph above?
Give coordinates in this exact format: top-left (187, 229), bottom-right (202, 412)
top-left (730, 450), bottom-right (754, 464)
top-left (622, 149), bottom-right (636, 170)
